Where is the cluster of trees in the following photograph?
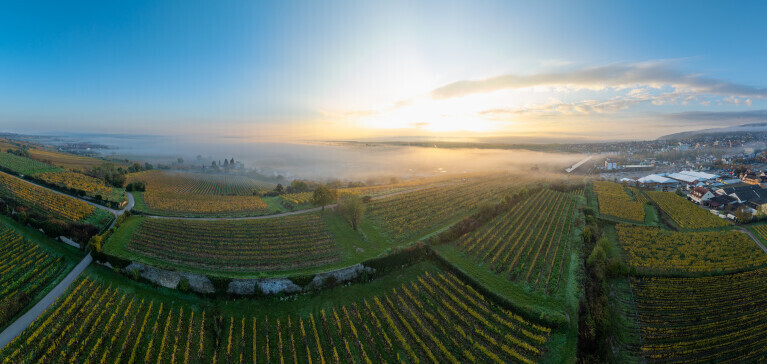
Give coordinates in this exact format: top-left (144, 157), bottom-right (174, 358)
top-left (265, 179), bottom-right (320, 196)
top-left (86, 162), bottom-right (152, 188)
top-left (336, 194), bottom-right (366, 230)
top-left (6, 146), bottom-right (30, 158)
top-left (125, 181), bottom-right (146, 192)
top-left (207, 158), bottom-right (238, 171)
top-left (0, 198), bottom-right (99, 247)
top-left (577, 207), bottom-right (628, 361)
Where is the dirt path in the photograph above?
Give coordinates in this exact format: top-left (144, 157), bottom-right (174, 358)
top-left (737, 227), bottom-right (767, 254)
top-left (0, 253), bottom-right (92, 350)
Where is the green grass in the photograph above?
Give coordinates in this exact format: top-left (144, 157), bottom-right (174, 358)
top-left (643, 203), bottom-right (660, 226)
top-left (261, 195), bottom-right (288, 213)
top-left (606, 277), bottom-right (643, 363)
top-left (83, 207), bottom-right (114, 231)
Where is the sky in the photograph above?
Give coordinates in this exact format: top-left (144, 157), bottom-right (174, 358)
top-left (1, 1), bottom-right (767, 142)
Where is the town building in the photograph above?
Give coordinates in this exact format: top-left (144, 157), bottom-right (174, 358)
top-left (690, 187), bottom-right (715, 203)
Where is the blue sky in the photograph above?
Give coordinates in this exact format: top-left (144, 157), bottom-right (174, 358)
top-left (1, 1), bottom-right (766, 141)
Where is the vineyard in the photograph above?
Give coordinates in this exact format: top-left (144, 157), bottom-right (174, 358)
top-left (751, 224), bottom-right (767, 244)
top-left (627, 187), bottom-right (649, 204)
top-left (127, 171), bottom-right (272, 216)
top-left (36, 171), bottom-right (123, 202)
top-left (0, 223), bottom-right (69, 328)
top-left (0, 152), bottom-right (61, 175)
top-left (631, 269), bottom-right (767, 362)
top-left (456, 189), bottom-right (577, 295)
top-left (368, 175), bottom-right (515, 243)
top-left (616, 224), bottom-right (767, 273)
top-left (593, 181), bottom-right (645, 222)
top-left (0, 269), bottom-right (552, 363)
top-left (125, 214), bottom-right (340, 272)
top-left (23, 148), bottom-right (117, 171)
top-left (127, 170), bottom-right (274, 195)
top-left (280, 192), bottom-right (313, 208)
top-left (646, 191), bottom-right (730, 229)
top-left (0, 172), bottom-right (109, 225)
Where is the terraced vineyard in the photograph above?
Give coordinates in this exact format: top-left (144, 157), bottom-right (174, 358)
top-left (627, 187), bottom-right (649, 204)
top-left (128, 170), bottom-right (273, 195)
top-left (125, 214), bottom-right (339, 272)
top-left (456, 189), bottom-right (578, 295)
top-left (24, 148), bottom-right (119, 171)
top-left (593, 181), bottom-right (645, 222)
top-left (37, 171), bottom-right (122, 202)
top-left (646, 191), bottom-right (730, 229)
top-left (616, 224), bottom-right (767, 273)
top-left (0, 172), bottom-right (110, 226)
top-left (632, 269), bottom-right (767, 362)
top-left (0, 224), bottom-right (70, 327)
top-left (752, 224), bottom-right (767, 243)
top-left (127, 171), bottom-right (272, 216)
top-left (0, 152), bottom-right (61, 175)
top-left (0, 270), bottom-right (552, 363)
top-left (368, 175), bottom-right (515, 243)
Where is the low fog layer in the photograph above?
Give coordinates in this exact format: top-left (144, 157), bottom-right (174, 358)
top-left (56, 134), bottom-right (586, 181)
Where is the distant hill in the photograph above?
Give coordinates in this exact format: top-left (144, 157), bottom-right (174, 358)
top-left (658, 122), bottom-right (767, 141)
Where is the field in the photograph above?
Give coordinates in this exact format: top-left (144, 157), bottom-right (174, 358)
top-left (631, 269), bottom-right (767, 362)
top-left (36, 171), bottom-right (124, 203)
top-left (0, 223), bottom-right (69, 328)
top-left (752, 224), bottom-right (767, 243)
top-left (616, 224), bottom-right (767, 273)
top-left (368, 174), bottom-right (515, 243)
top-left (627, 187), bottom-right (649, 204)
top-left (280, 192), bottom-right (313, 208)
top-left (0, 266), bottom-right (552, 363)
top-left (0, 152), bottom-right (62, 175)
top-left (646, 191), bottom-right (730, 229)
top-left (0, 171), bottom-right (111, 227)
top-left (123, 214), bottom-right (339, 272)
top-left (593, 181), bottom-right (645, 222)
top-left (25, 148), bottom-right (119, 171)
top-left (455, 189), bottom-right (578, 295)
top-left (127, 171), bottom-right (272, 216)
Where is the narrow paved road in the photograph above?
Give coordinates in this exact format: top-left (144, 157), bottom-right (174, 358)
top-left (0, 253), bottom-right (92, 350)
top-left (738, 227), bottom-right (767, 254)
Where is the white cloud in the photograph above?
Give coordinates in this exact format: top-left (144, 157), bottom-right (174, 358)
top-left (430, 60), bottom-right (767, 100)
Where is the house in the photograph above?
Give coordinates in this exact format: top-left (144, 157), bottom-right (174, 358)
top-left (704, 194), bottom-right (737, 210)
top-left (742, 172), bottom-right (761, 185)
top-left (747, 197), bottom-right (767, 215)
top-left (689, 187), bottom-right (714, 203)
top-left (718, 185), bottom-right (767, 203)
